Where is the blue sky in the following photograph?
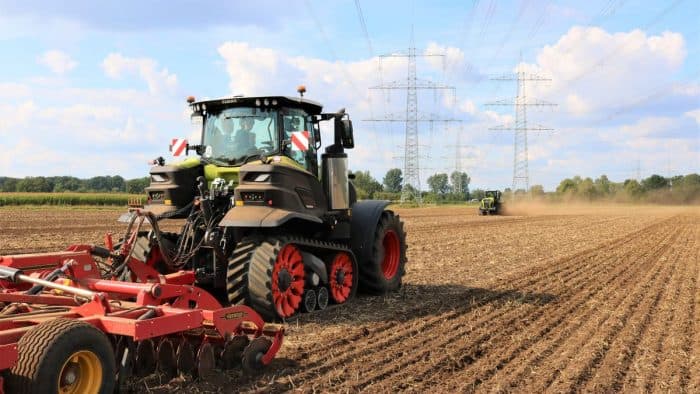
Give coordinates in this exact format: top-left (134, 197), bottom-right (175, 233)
top-left (0, 0), bottom-right (698, 191)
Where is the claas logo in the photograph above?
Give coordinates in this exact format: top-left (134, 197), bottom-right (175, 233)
top-left (223, 311), bottom-right (246, 320)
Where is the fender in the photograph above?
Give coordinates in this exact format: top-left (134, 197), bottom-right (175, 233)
top-left (349, 200), bottom-right (390, 265)
top-left (219, 205), bottom-right (323, 227)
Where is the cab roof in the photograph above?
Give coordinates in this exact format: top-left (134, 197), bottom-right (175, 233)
top-left (191, 95), bottom-right (323, 115)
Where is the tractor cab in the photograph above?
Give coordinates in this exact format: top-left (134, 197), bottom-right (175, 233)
top-left (191, 95), bottom-right (324, 176)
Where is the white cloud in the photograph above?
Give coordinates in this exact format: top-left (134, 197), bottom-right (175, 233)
top-left (685, 108), bottom-right (700, 125)
top-left (37, 50), bottom-right (77, 74)
top-left (102, 53), bottom-right (178, 95)
top-left (525, 27), bottom-right (687, 117)
top-left (0, 100), bottom-right (37, 133)
top-left (565, 93), bottom-right (590, 116)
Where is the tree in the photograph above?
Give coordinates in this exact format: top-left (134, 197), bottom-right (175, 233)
top-left (16, 177), bottom-right (53, 192)
top-left (401, 184), bottom-right (418, 201)
top-left (641, 174), bottom-right (668, 191)
top-left (623, 179), bottom-right (643, 199)
top-left (0, 177), bottom-right (18, 192)
top-left (594, 175), bottom-right (612, 196)
top-left (578, 177), bottom-right (597, 200)
top-left (471, 189), bottom-right (486, 201)
top-left (556, 178), bottom-right (577, 195)
top-left (427, 173), bottom-right (449, 195)
top-left (383, 168), bottom-right (403, 193)
top-left (126, 177), bottom-right (150, 194)
top-left (351, 171), bottom-right (382, 199)
top-left (449, 171), bottom-right (471, 195)
top-left (530, 184), bottom-right (545, 198)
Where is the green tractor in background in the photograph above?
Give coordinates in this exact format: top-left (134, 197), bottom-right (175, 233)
top-left (478, 190), bottom-right (502, 215)
top-left (122, 87), bottom-right (407, 321)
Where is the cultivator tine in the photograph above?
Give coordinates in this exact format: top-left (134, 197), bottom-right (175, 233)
top-left (134, 339), bottom-right (157, 377)
top-left (221, 335), bottom-right (250, 369)
top-left (176, 339), bottom-right (196, 376)
top-left (242, 336), bottom-right (273, 374)
top-left (157, 338), bottom-right (177, 379)
top-left (196, 342), bottom-right (216, 378)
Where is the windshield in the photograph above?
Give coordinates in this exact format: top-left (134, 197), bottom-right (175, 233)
top-left (202, 107), bottom-right (278, 165)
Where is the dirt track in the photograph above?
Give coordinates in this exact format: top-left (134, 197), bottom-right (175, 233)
top-left (0, 204), bottom-right (698, 393)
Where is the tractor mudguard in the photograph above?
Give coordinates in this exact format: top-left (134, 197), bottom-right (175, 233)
top-left (350, 200), bottom-right (391, 265)
top-left (219, 205), bottom-right (323, 227)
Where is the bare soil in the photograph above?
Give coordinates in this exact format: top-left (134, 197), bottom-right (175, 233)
top-left (0, 203), bottom-right (698, 393)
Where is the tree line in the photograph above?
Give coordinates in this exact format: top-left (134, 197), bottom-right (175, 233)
top-left (351, 168), bottom-right (700, 204)
top-left (2, 171), bottom-right (698, 204)
top-left (0, 176), bottom-right (151, 194)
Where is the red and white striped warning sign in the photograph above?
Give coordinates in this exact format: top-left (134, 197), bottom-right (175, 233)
top-left (171, 138), bottom-right (188, 157)
top-left (291, 131), bottom-right (309, 152)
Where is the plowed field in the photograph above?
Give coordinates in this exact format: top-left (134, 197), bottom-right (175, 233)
top-left (0, 204), bottom-right (698, 393)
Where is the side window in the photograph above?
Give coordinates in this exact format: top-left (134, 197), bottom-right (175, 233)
top-left (283, 113), bottom-right (315, 170)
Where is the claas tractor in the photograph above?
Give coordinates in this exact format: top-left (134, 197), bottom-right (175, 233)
top-left (479, 190), bottom-right (502, 215)
top-left (126, 88), bottom-right (408, 321)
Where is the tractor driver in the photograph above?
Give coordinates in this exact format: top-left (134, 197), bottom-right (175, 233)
top-left (234, 117), bottom-right (256, 148)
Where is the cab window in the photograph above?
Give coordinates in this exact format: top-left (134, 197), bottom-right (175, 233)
top-left (283, 109), bottom-right (316, 171)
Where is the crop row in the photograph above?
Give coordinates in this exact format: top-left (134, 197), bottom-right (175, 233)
top-left (0, 192), bottom-right (144, 206)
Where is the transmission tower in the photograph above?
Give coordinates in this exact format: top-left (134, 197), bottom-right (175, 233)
top-left (365, 29), bottom-right (459, 204)
top-left (486, 64), bottom-right (556, 196)
top-left (443, 123), bottom-right (473, 195)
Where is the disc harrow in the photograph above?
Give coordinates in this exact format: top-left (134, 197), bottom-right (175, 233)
top-left (0, 244), bottom-right (284, 394)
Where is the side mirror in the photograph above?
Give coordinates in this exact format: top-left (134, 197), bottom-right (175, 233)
top-left (340, 118), bottom-right (354, 149)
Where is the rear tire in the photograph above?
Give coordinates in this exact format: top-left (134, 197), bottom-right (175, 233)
top-left (8, 318), bottom-right (116, 394)
top-left (359, 211), bottom-right (407, 294)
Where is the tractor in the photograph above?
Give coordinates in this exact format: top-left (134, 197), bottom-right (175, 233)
top-left (125, 87), bottom-right (408, 321)
top-left (478, 190), bottom-right (502, 215)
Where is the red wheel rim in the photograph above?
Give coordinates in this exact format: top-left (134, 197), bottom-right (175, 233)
top-left (329, 253), bottom-right (354, 303)
top-left (271, 244), bottom-right (305, 318)
top-left (381, 230), bottom-right (401, 279)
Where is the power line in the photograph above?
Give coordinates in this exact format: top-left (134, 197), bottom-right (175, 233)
top-left (304, 0), bottom-right (363, 97)
top-left (486, 64), bottom-right (556, 196)
top-left (365, 28), bottom-right (461, 204)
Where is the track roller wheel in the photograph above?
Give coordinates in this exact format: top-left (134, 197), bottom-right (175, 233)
top-left (221, 335), bottom-right (250, 369)
top-left (196, 342), bottom-right (216, 378)
top-left (156, 338), bottom-right (177, 379)
top-left (176, 339), bottom-right (195, 376)
top-left (359, 211), bottom-right (407, 294)
top-left (134, 339), bottom-right (156, 377)
top-left (317, 287), bottom-right (329, 311)
top-left (328, 252), bottom-right (355, 303)
top-left (8, 318), bottom-right (116, 394)
top-left (269, 243), bottom-right (305, 318)
top-left (231, 237), bottom-right (306, 321)
top-left (302, 289), bottom-right (317, 312)
top-left (241, 337), bottom-right (272, 374)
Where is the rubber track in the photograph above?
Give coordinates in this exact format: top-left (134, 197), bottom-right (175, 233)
top-left (228, 235), bottom-right (359, 319)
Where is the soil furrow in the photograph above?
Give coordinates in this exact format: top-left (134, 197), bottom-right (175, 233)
top-left (466, 220), bottom-right (686, 391)
top-left (543, 225), bottom-right (682, 392)
top-left (342, 218), bottom-right (680, 391)
top-left (647, 220), bottom-right (697, 392)
top-left (445, 219), bottom-right (683, 393)
top-left (581, 224), bottom-right (688, 391)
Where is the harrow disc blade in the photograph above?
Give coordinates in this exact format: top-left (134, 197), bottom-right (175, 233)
top-left (221, 335), bottom-right (250, 370)
top-left (196, 342), bottom-right (216, 378)
top-left (157, 338), bottom-right (177, 379)
top-left (135, 339), bottom-right (157, 377)
top-left (242, 336), bottom-right (272, 374)
top-left (176, 339), bottom-right (196, 376)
